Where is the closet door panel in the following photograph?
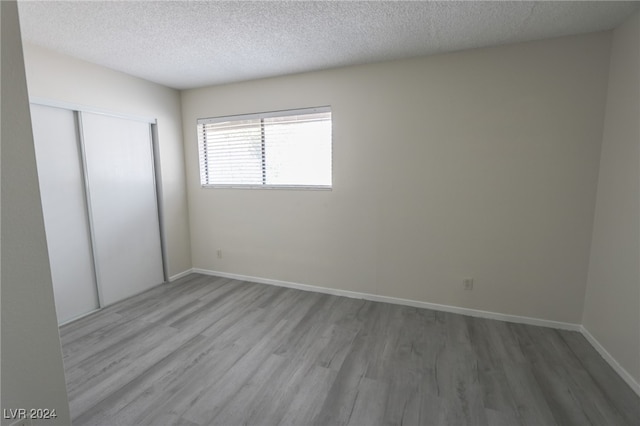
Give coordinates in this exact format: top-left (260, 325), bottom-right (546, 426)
top-left (81, 112), bottom-right (164, 305)
top-left (31, 104), bottom-right (100, 323)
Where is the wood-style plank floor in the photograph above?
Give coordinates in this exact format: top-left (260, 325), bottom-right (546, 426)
top-left (60, 273), bottom-right (640, 426)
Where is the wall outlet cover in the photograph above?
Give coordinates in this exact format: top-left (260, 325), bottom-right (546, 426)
top-left (463, 278), bottom-right (474, 291)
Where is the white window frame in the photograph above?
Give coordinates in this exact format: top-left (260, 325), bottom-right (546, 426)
top-left (197, 106), bottom-right (332, 190)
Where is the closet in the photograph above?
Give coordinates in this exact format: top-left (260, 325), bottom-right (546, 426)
top-left (31, 102), bottom-right (165, 324)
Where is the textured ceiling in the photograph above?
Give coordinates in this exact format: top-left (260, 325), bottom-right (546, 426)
top-left (17, 1), bottom-right (640, 90)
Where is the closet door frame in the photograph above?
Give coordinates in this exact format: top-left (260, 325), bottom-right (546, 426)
top-left (30, 97), bottom-right (169, 317)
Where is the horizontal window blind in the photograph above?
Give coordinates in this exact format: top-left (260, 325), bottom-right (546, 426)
top-left (197, 106), bottom-right (332, 188)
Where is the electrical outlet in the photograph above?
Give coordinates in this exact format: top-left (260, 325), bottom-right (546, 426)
top-left (463, 278), bottom-right (474, 291)
top-left (216, 249), bottom-right (222, 259)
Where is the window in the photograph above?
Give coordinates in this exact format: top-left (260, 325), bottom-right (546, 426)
top-left (197, 106), bottom-right (332, 188)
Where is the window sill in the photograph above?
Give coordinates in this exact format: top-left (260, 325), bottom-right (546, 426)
top-left (201, 184), bottom-right (332, 191)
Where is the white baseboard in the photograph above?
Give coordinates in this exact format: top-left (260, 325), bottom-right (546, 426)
top-left (191, 268), bottom-right (581, 331)
top-left (58, 307), bottom-right (101, 327)
top-left (169, 268), bottom-right (195, 282)
top-left (580, 326), bottom-right (640, 396)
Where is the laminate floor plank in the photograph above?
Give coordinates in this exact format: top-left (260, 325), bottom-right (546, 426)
top-left (212, 353), bottom-right (290, 426)
top-left (182, 319), bottom-right (295, 424)
top-left (243, 353), bottom-right (322, 426)
top-left (62, 314), bottom-right (157, 369)
top-left (417, 381), bottom-right (448, 426)
top-left (559, 329), bottom-right (640, 425)
top-left (134, 277), bottom-right (231, 325)
top-left (67, 324), bottom-right (196, 419)
top-left (312, 298), bottom-right (366, 371)
top-left (272, 293), bottom-right (337, 358)
top-left (59, 311), bottom-right (124, 343)
top-left (60, 273), bottom-right (640, 426)
top-left (501, 361), bottom-right (558, 426)
top-left (534, 329), bottom-right (633, 425)
top-left (166, 279), bottom-right (252, 330)
top-left (512, 325), bottom-right (594, 425)
top-left (184, 290), bottom-right (330, 425)
top-left (278, 365), bottom-right (337, 426)
top-left (70, 333), bottom-right (208, 426)
top-left (382, 371), bottom-right (422, 425)
top-left (132, 340), bottom-right (243, 426)
top-left (346, 377), bottom-right (388, 426)
top-left (199, 286), bottom-right (290, 340)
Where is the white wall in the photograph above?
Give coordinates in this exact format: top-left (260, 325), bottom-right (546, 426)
top-left (0, 1), bottom-right (71, 424)
top-left (583, 11), bottom-right (640, 389)
top-left (182, 32), bottom-right (611, 324)
top-left (21, 43), bottom-right (192, 279)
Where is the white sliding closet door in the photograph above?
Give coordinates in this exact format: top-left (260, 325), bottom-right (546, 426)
top-left (81, 112), bottom-right (164, 305)
top-left (31, 104), bottom-right (100, 324)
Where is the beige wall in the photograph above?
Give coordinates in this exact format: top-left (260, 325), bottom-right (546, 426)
top-left (583, 11), bottom-right (640, 386)
top-left (182, 32), bottom-right (611, 324)
top-left (22, 43), bottom-right (192, 278)
top-left (1, 1), bottom-right (71, 424)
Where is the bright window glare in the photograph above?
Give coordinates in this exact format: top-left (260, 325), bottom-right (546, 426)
top-left (264, 118), bottom-right (331, 186)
